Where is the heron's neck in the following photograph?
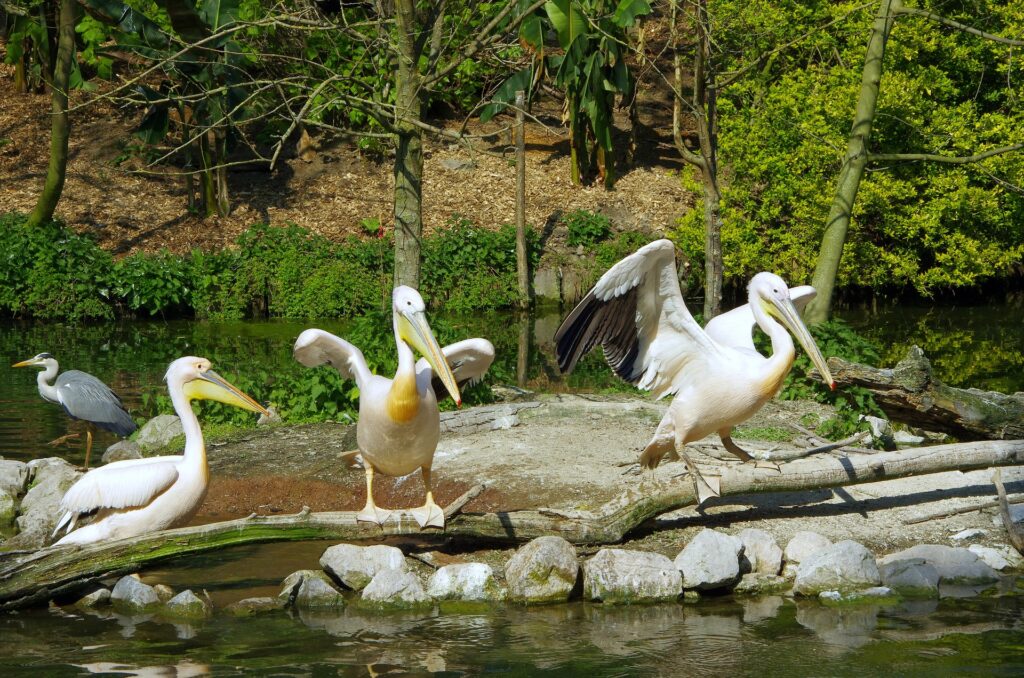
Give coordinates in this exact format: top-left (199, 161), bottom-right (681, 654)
top-left (170, 383), bottom-right (206, 471)
top-left (388, 322), bottom-right (420, 423)
top-left (750, 295), bottom-right (795, 395)
top-left (36, 363), bottom-right (60, 403)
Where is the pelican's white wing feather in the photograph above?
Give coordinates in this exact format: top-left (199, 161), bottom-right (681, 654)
top-left (293, 329), bottom-right (373, 389)
top-left (416, 338), bottom-right (495, 397)
top-left (58, 457), bottom-right (181, 516)
top-left (705, 285), bottom-right (817, 353)
top-left (555, 239), bottom-right (718, 399)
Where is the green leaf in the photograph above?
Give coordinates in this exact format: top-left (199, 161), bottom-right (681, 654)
top-left (199, 0), bottom-right (241, 32)
top-left (155, 0), bottom-right (211, 42)
top-left (544, 0), bottom-right (586, 49)
top-left (612, 0), bottom-right (651, 28)
top-left (519, 13), bottom-right (543, 50)
top-left (480, 67), bottom-right (534, 122)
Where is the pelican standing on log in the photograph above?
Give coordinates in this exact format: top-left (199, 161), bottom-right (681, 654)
top-left (554, 239), bottom-right (835, 503)
top-left (51, 357), bottom-right (269, 545)
top-left (12, 353), bottom-right (137, 469)
top-left (294, 286), bottom-right (494, 529)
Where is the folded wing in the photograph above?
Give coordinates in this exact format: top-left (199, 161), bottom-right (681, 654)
top-left (704, 285), bottom-right (817, 353)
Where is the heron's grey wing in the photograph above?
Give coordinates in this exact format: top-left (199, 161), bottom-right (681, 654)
top-left (293, 329), bottom-right (372, 389)
top-left (705, 285), bottom-right (817, 353)
top-left (54, 370), bottom-right (136, 436)
top-left (554, 239), bottom-right (717, 399)
top-left (416, 338), bottom-right (495, 399)
top-left (58, 457), bottom-right (180, 517)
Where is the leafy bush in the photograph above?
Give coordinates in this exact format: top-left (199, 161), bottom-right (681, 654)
top-left (563, 209), bottom-right (612, 248)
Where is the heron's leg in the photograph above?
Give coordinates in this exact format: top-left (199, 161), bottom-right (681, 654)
top-left (83, 427), bottom-right (94, 470)
top-left (357, 463), bottom-right (392, 526)
top-left (720, 429), bottom-right (780, 472)
top-left (409, 465), bottom-right (444, 529)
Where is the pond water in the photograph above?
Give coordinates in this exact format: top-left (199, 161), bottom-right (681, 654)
top-left (1, 301), bottom-right (1022, 464)
top-left (1, 568), bottom-right (1023, 675)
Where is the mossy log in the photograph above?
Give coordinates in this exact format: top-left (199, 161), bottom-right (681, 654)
top-left (1, 439), bottom-right (1022, 610)
top-left (827, 346), bottom-right (1024, 440)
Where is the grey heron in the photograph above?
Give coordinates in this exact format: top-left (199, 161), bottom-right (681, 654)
top-left (555, 239), bottom-right (835, 503)
top-left (294, 286), bottom-right (495, 529)
top-left (52, 356), bottom-right (269, 545)
top-left (12, 353), bottom-right (137, 468)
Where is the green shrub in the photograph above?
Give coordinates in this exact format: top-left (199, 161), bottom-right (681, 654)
top-left (563, 209), bottom-right (612, 248)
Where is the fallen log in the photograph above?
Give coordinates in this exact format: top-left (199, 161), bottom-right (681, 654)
top-left (827, 346), bottom-right (1024, 440)
top-left (1, 439), bottom-right (1022, 610)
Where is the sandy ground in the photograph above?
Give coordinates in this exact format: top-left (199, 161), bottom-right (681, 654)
top-left (198, 394), bottom-right (1024, 559)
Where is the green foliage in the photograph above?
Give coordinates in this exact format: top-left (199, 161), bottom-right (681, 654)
top-left (486, 0), bottom-right (652, 187)
top-left (112, 250), bottom-right (192, 315)
top-left (672, 0), bottom-right (1024, 298)
top-left (762, 318), bottom-right (884, 440)
top-left (562, 209), bottom-right (611, 247)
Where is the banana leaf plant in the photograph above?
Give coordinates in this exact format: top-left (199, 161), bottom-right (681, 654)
top-left (482, 0), bottom-right (651, 188)
top-left (78, 0), bottom-right (250, 217)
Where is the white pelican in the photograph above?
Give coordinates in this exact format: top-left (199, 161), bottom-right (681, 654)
top-left (52, 357), bottom-right (269, 545)
top-left (293, 286), bottom-right (495, 529)
top-left (554, 239), bottom-right (835, 503)
top-left (12, 353), bottom-right (137, 469)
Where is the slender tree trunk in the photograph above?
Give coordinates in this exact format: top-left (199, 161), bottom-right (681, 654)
top-left (806, 0), bottom-right (898, 323)
top-left (25, 0), bottom-right (76, 228)
top-left (392, 0), bottom-right (424, 289)
top-left (515, 90), bottom-right (530, 307)
top-left (215, 127), bottom-right (230, 216)
top-left (198, 134), bottom-right (216, 218)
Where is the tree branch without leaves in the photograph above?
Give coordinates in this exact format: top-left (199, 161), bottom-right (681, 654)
top-left (870, 143), bottom-right (1024, 165)
top-left (895, 6), bottom-right (1024, 46)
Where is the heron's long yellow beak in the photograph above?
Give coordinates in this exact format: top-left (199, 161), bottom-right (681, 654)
top-left (770, 298), bottom-right (836, 390)
top-left (398, 310), bottom-right (461, 406)
top-left (12, 358), bottom-right (40, 368)
top-left (183, 369), bottom-right (270, 415)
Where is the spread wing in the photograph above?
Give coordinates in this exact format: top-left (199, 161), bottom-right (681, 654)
top-left (416, 338), bottom-right (495, 400)
top-left (293, 329), bottom-right (373, 389)
top-left (54, 370), bottom-right (136, 436)
top-left (55, 457), bottom-right (181, 535)
top-left (704, 285), bottom-right (817, 353)
top-left (554, 239), bottom-right (719, 399)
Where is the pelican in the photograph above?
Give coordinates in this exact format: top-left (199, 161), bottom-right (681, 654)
top-left (294, 286), bottom-right (494, 529)
top-left (51, 357), bottom-right (269, 545)
top-left (12, 353), bottom-right (137, 468)
top-left (554, 239), bottom-right (835, 503)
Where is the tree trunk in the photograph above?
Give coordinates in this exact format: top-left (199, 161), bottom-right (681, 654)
top-left (392, 0), bottom-right (424, 289)
top-left (215, 127), bottom-right (230, 216)
top-left (25, 0), bottom-right (76, 228)
top-left (826, 346), bottom-right (1024, 440)
top-left (514, 90), bottom-right (529, 307)
top-left (701, 174), bottom-right (723, 319)
top-left (806, 0), bottom-right (898, 323)
top-left (2, 438), bottom-right (1022, 610)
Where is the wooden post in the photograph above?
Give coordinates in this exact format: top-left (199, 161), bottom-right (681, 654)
top-left (515, 90), bottom-right (529, 307)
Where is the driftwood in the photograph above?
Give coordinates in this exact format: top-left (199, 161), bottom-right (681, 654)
top-left (827, 346), bottom-right (1024, 440)
top-left (993, 469), bottom-right (1024, 554)
top-left (0, 439), bottom-right (1022, 610)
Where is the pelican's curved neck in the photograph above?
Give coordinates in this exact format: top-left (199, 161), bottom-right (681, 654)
top-left (749, 292), bottom-right (795, 370)
top-left (36, 361), bottom-right (60, 403)
top-left (388, 313), bottom-right (420, 422)
top-left (169, 380), bottom-right (205, 468)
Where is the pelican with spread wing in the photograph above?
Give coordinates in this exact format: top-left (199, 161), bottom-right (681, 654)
top-left (294, 286), bottom-right (494, 529)
top-left (555, 239), bottom-right (834, 503)
top-left (52, 357), bottom-right (269, 545)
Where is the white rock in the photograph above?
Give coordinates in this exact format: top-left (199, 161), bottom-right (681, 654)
top-left (793, 540), bottom-right (881, 595)
top-left (738, 528), bottom-right (783, 575)
top-left (951, 528), bottom-right (986, 542)
top-left (732, 573), bottom-right (788, 596)
top-left (893, 430), bottom-right (925, 446)
top-left (294, 577), bottom-right (345, 608)
top-left (505, 536), bottom-right (579, 603)
top-left (0, 459), bottom-right (28, 496)
top-left (8, 458), bottom-right (80, 549)
top-left (320, 544), bottom-right (407, 590)
top-left (75, 588), bottom-right (111, 608)
top-left (860, 415), bottom-right (894, 449)
top-left (675, 529), bottom-right (744, 590)
top-left (164, 590), bottom-right (213, 618)
top-left (362, 569), bottom-right (429, 607)
top-left (819, 590), bottom-right (842, 601)
top-left (110, 576), bottom-right (160, 612)
top-left (101, 440), bottom-right (142, 464)
top-left (878, 557), bottom-right (939, 596)
top-left (584, 549), bottom-right (681, 603)
top-left (136, 415), bottom-right (184, 451)
top-left (783, 531), bottom-right (833, 578)
top-left (967, 545), bottom-right (1018, 572)
top-left (0, 489), bottom-right (15, 529)
top-left (427, 563), bottom-right (502, 601)
top-left (879, 544), bottom-right (999, 585)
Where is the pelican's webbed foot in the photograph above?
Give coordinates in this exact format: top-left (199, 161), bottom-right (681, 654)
top-left (409, 498), bottom-right (444, 529)
top-left (721, 433), bottom-right (781, 472)
top-left (358, 503), bottom-right (393, 526)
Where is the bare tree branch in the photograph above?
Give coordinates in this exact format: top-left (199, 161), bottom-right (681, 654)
top-left (895, 6), bottom-right (1024, 47)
